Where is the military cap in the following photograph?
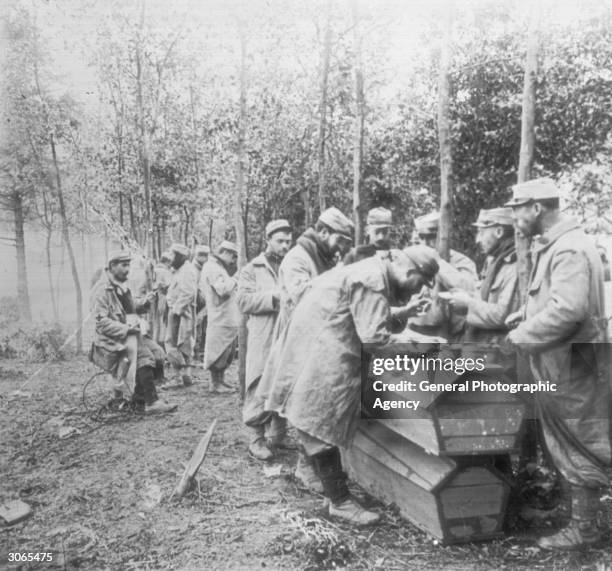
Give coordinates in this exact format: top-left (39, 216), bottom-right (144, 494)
top-left (170, 243), bottom-right (190, 257)
top-left (402, 245), bottom-right (439, 288)
top-left (107, 249), bottom-right (131, 266)
top-left (472, 207), bottom-right (514, 228)
top-left (194, 244), bottom-right (210, 255)
top-left (218, 240), bottom-right (238, 254)
top-left (265, 219), bottom-right (292, 238)
top-left (366, 207), bottom-right (393, 228)
top-left (414, 212), bottom-right (440, 235)
top-left (318, 207), bottom-right (354, 239)
top-left (505, 178), bottom-right (560, 207)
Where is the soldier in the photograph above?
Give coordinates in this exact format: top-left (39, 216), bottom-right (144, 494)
top-left (192, 245), bottom-right (210, 364)
top-left (442, 207), bottom-right (519, 346)
top-left (165, 243), bottom-right (200, 387)
top-left (90, 250), bottom-right (176, 414)
top-left (344, 207), bottom-right (393, 264)
top-left (505, 178), bottom-right (610, 550)
top-left (408, 211), bottom-right (478, 339)
top-left (261, 247), bottom-right (439, 525)
top-left (150, 251), bottom-right (173, 349)
top-left (273, 207), bottom-right (354, 335)
top-left (201, 240), bottom-right (240, 393)
top-left (238, 219), bottom-right (293, 460)
top-left (256, 207), bottom-right (353, 487)
top-left (413, 211), bottom-right (477, 289)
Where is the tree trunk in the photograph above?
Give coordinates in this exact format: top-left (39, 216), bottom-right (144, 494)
top-left (137, 1), bottom-right (152, 256)
top-left (50, 133), bottom-right (83, 353)
top-left (316, 2), bottom-right (332, 214)
top-left (351, 0), bottom-right (364, 244)
top-left (235, 30), bottom-right (248, 399)
top-left (516, 4), bottom-right (540, 468)
top-left (516, 14), bottom-right (539, 301)
top-left (437, 6), bottom-right (453, 262)
top-left (45, 226), bottom-right (59, 322)
top-left (13, 190), bottom-right (31, 321)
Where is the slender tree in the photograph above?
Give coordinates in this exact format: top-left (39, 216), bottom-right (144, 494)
top-left (316, 0), bottom-right (332, 213)
top-left (235, 28), bottom-right (248, 398)
top-left (437, 5), bottom-right (453, 262)
top-left (351, 0), bottom-right (364, 243)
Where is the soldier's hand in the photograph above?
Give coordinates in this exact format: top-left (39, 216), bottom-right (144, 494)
top-left (145, 291), bottom-right (157, 303)
top-left (505, 310), bottom-right (523, 329)
top-left (439, 290), bottom-right (471, 311)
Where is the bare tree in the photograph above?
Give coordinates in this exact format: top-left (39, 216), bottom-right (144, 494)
top-left (351, 0), bottom-right (364, 243)
top-left (235, 29), bottom-right (248, 398)
top-left (316, 0), bottom-right (332, 213)
top-left (437, 6), bottom-right (453, 262)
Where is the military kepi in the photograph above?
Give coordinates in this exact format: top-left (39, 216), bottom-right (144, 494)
top-left (170, 243), bottom-right (190, 257)
top-left (107, 249), bottom-right (131, 265)
top-left (505, 177), bottom-right (560, 207)
top-left (265, 219), bottom-right (292, 238)
top-left (318, 207), bottom-right (354, 239)
top-left (414, 212), bottom-right (440, 235)
top-left (472, 207), bottom-right (514, 228)
top-left (218, 240), bottom-right (238, 254)
top-left (366, 207), bottom-right (392, 228)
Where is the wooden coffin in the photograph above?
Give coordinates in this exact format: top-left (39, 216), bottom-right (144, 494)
top-left (368, 367), bottom-right (526, 456)
top-left (343, 420), bottom-right (511, 544)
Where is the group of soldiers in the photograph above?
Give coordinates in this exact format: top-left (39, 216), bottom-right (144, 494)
top-left (89, 176), bottom-right (610, 550)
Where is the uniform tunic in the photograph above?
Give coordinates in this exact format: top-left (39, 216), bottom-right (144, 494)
top-left (511, 217), bottom-right (610, 487)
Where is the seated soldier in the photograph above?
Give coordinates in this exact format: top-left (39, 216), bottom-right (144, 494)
top-left (90, 250), bottom-right (177, 414)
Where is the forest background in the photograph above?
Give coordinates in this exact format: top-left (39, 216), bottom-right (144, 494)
top-left (1, 0), bottom-right (611, 354)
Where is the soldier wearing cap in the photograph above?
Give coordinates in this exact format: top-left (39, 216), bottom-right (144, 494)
top-left (408, 211), bottom-right (478, 339)
top-left (90, 250), bottom-right (176, 414)
top-left (150, 251), bottom-right (173, 348)
top-left (255, 207), bottom-right (353, 487)
top-left (259, 248), bottom-right (439, 525)
top-left (200, 240), bottom-right (240, 393)
top-left (344, 207), bottom-right (393, 265)
top-left (504, 178), bottom-right (610, 550)
top-left (413, 211), bottom-right (477, 285)
top-left (164, 243), bottom-right (200, 387)
top-left (192, 245), bottom-right (211, 364)
top-left (238, 219), bottom-right (293, 460)
top-left (443, 207), bottom-right (519, 346)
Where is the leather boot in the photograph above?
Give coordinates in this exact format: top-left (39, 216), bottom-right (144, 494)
top-left (537, 485), bottom-right (603, 550)
top-left (209, 370), bottom-right (234, 394)
top-left (248, 426), bottom-right (273, 461)
top-left (294, 453), bottom-right (324, 493)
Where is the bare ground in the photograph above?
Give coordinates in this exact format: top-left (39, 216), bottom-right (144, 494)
top-left (1, 356), bottom-right (612, 570)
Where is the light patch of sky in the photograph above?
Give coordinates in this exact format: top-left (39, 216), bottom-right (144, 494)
top-left (23, 0), bottom-right (606, 109)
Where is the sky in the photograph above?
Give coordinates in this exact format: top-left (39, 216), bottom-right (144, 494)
top-left (7, 0), bottom-right (609, 110)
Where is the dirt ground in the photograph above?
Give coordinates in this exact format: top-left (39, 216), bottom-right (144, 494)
top-left (1, 357), bottom-right (612, 571)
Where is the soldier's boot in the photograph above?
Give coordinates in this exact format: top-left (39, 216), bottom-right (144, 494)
top-left (266, 415), bottom-right (297, 451)
top-left (294, 453), bottom-right (324, 493)
top-left (312, 448), bottom-right (380, 526)
top-left (209, 370), bottom-right (234, 394)
top-left (181, 365), bottom-right (193, 386)
top-left (537, 486), bottom-right (603, 550)
top-left (248, 426), bottom-right (273, 461)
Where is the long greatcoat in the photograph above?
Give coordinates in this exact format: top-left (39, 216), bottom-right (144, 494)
top-left (201, 256), bottom-right (239, 369)
top-left (237, 253), bottom-right (279, 391)
top-left (275, 242), bottom-right (319, 335)
top-left (261, 256), bottom-right (393, 448)
top-left (511, 217), bottom-right (610, 487)
top-left (165, 260), bottom-right (198, 362)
